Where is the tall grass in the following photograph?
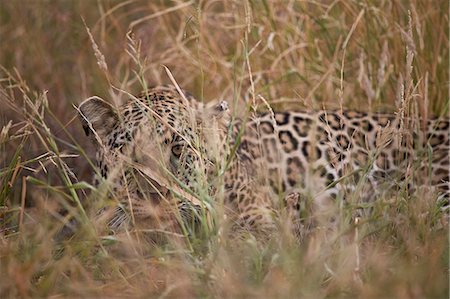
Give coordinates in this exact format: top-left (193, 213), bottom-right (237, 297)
top-left (0, 1), bottom-right (448, 298)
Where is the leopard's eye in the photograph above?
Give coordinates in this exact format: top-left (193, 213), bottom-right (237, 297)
top-left (171, 144), bottom-right (183, 157)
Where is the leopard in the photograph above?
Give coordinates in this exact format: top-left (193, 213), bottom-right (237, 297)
top-left (78, 85), bottom-right (229, 236)
top-left (78, 85), bottom-right (449, 239)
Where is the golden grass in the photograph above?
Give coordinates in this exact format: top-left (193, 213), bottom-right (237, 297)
top-left (0, 1), bottom-right (448, 298)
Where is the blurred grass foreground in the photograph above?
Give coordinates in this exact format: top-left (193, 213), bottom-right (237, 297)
top-left (0, 1), bottom-right (448, 298)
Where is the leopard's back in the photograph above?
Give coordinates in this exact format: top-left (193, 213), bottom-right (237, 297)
top-left (234, 110), bottom-right (449, 209)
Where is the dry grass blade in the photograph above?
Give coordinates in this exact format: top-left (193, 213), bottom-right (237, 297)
top-left (129, 1), bottom-right (194, 29)
top-left (82, 17), bottom-right (108, 73)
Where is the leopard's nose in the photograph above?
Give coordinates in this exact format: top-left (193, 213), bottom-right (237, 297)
top-left (146, 179), bottom-right (170, 203)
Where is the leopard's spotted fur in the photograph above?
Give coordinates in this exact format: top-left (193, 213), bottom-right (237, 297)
top-left (79, 85), bottom-right (449, 237)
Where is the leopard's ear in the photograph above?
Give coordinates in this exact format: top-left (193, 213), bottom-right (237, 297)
top-left (200, 100), bottom-right (229, 121)
top-left (78, 96), bottom-right (118, 146)
top-left (209, 100), bottom-right (229, 119)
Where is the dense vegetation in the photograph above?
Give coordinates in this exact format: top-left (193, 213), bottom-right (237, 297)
top-left (1, 1), bottom-right (448, 298)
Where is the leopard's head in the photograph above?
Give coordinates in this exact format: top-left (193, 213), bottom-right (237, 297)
top-left (78, 85), bottom-right (229, 230)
